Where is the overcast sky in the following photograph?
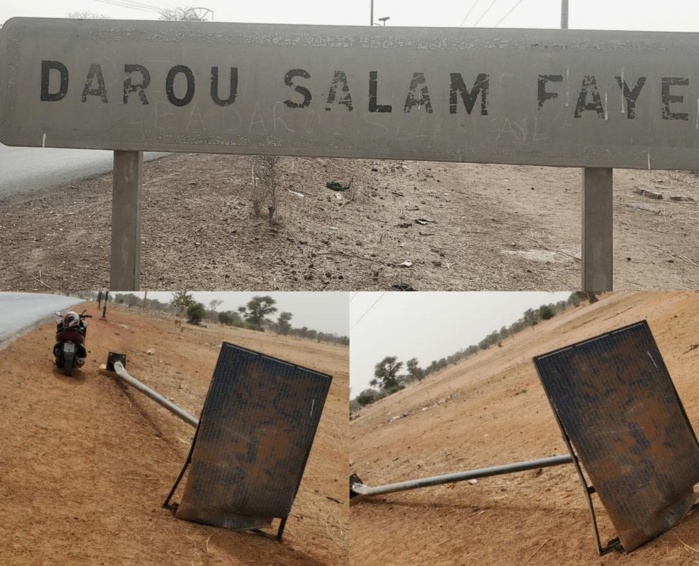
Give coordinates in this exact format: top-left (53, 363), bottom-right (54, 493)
top-left (3, 0), bottom-right (699, 31)
top-left (135, 291), bottom-right (349, 336)
top-left (350, 291), bottom-right (571, 394)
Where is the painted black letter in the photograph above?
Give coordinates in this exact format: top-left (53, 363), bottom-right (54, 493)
top-left (81, 63), bottom-right (108, 103)
top-left (450, 73), bottom-right (489, 115)
top-left (166, 65), bottom-right (195, 107)
top-left (369, 71), bottom-right (392, 113)
top-left (662, 77), bottom-right (689, 120)
top-left (40, 60), bottom-right (69, 102)
top-left (123, 64), bottom-right (151, 104)
top-left (284, 69), bottom-right (312, 109)
top-left (211, 67), bottom-right (238, 107)
top-left (537, 74), bottom-right (562, 109)
top-left (326, 70), bottom-right (353, 111)
top-left (615, 76), bottom-right (646, 119)
top-left (404, 72), bottom-right (433, 113)
top-left (574, 76), bottom-right (605, 119)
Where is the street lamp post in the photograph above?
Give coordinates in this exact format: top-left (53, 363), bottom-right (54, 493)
top-left (371, 0), bottom-right (374, 25)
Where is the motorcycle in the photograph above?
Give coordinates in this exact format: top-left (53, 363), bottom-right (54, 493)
top-left (53, 310), bottom-right (91, 376)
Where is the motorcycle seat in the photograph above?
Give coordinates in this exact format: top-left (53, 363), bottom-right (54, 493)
top-left (55, 330), bottom-right (85, 344)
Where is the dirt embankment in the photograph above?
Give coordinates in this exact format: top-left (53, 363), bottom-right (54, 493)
top-left (0, 303), bottom-right (348, 565)
top-left (1, 154), bottom-right (698, 291)
top-left (350, 292), bottom-right (699, 566)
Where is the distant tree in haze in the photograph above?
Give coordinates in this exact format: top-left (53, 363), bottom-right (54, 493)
top-left (568, 291), bottom-right (588, 307)
top-left (171, 291), bottom-right (195, 314)
top-left (276, 312), bottom-right (293, 335)
top-left (405, 358), bottom-right (424, 382)
top-left (187, 302), bottom-right (206, 325)
top-left (206, 299), bottom-right (224, 321)
top-left (370, 356), bottom-right (404, 394)
top-left (159, 7), bottom-right (213, 21)
top-left (239, 296), bottom-right (278, 330)
top-left (539, 304), bottom-right (555, 320)
top-left (67, 11), bottom-right (111, 19)
top-left (523, 308), bottom-right (539, 328)
top-left (218, 310), bottom-right (243, 326)
top-left (356, 388), bottom-right (383, 407)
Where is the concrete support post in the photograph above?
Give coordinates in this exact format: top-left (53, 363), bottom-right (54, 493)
top-left (582, 167), bottom-right (614, 292)
top-left (110, 151), bottom-right (143, 291)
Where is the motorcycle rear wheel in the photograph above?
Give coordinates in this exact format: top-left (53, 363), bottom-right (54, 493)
top-left (63, 352), bottom-right (74, 376)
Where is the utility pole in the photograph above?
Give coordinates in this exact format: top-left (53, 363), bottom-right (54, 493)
top-left (561, 0), bottom-right (569, 29)
top-left (370, 0), bottom-right (374, 25)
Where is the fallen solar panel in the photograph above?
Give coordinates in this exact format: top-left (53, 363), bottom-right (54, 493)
top-left (164, 342), bottom-right (332, 540)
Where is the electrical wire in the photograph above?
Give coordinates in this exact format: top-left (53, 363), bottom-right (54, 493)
top-left (473, 0), bottom-right (500, 27)
top-left (350, 292), bottom-right (386, 332)
top-left (495, 0), bottom-right (526, 27)
top-left (459, 0), bottom-right (481, 27)
top-left (94, 0), bottom-right (162, 14)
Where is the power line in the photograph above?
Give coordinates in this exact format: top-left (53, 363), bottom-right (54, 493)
top-left (495, 0), bottom-right (526, 26)
top-left (459, 0), bottom-right (481, 27)
top-left (473, 0), bottom-right (500, 26)
top-left (350, 292), bottom-right (386, 332)
top-left (94, 0), bottom-right (162, 14)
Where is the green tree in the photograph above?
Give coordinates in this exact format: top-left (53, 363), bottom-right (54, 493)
top-left (219, 311), bottom-right (243, 326)
top-left (187, 302), bottom-right (206, 325)
top-left (539, 304), bottom-right (555, 320)
top-left (568, 291), bottom-right (587, 307)
top-left (240, 296), bottom-right (278, 330)
top-left (523, 308), bottom-right (539, 328)
top-left (405, 358), bottom-right (424, 382)
top-left (277, 312), bottom-right (293, 335)
top-left (370, 356), bottom-right (404, 394)
top-left (356, 389), bottom-right (382, 407)
top-left (171, 291), bottom-right (195, 314)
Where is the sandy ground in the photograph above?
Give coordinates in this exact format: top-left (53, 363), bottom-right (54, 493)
top-left (0, 154), bottom-right (698, 291)
top-left (350, 292), bottom-right (699, 566)
top-left (0, 302), bottom-right (348, 565)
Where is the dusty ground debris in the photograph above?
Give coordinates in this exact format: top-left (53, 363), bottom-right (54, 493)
top-left (0, 154), bottom-right (698, 291)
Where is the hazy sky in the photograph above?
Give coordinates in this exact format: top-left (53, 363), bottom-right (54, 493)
top-left (350, 291), bottom-right (571, 394)
top-left (3, 0), bottom-right (699, 31)
top-left (135, 291), bottom-right (349, 336)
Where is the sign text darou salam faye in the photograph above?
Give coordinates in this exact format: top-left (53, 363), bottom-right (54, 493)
top-left (41, 60), bottom-right (690, 123)
top-left (3, 18), bottom-right (699, 170)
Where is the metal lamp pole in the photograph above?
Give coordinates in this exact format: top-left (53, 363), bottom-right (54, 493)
top-left (371, 0), bottom-right (374, 25)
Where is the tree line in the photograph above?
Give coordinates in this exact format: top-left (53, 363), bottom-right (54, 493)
top-left (77, 291), bottom-right (348, 346)
top-left (350, 292), bottom-right (592, 412)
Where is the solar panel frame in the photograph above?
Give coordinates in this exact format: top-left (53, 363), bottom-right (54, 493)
top-left (167, 342), bottom-right (332, 537)
top-left (534, 321), bottom-right (699, 552)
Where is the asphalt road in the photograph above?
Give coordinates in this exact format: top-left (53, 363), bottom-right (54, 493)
top-left (0, 293), bottom-right (83, 346)
top-left (0, 144), bottom-right (166, 199)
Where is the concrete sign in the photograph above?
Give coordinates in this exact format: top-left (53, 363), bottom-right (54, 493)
top-left (2, 18), bottom-right (698, 168)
